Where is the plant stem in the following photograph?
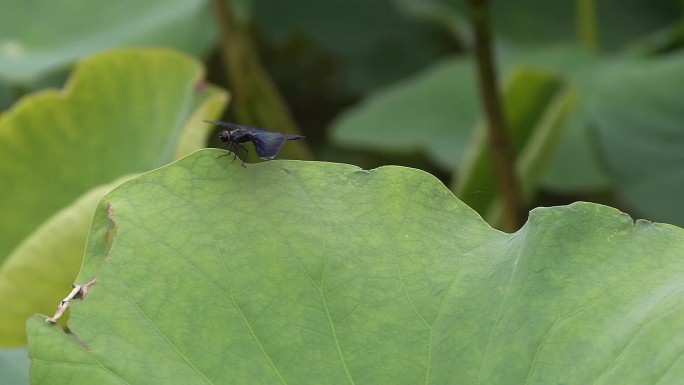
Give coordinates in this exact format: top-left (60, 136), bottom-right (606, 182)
top-left (212, 0), bottom-right (245, 110)
top-left (576, 0), bottom-right (599, 52)
top-left (466, 0), bottom-right (524, 232)
top-left (211, 0), bottom-right (311, 160)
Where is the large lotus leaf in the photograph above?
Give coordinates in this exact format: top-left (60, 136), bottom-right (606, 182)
top-left (0, 176), bottom-right (135, 346)
top-left (0, 0), bottom-right (216, 84)
top-left (593, 52), bottom-right (684, 227)
top-left (0, 48), bottom-right (228, 264)
top-left (330, 57), bottom-right (478, 168)
top-left (27, 149), bottom-right (684, 384)
top-left (0, 348), bottom-right (29, 385)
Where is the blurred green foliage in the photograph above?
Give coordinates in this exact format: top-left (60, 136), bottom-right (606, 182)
top-left (2, 0), bottom-right (684, 383)
top-left (0, 48), bottom-right (227, 381)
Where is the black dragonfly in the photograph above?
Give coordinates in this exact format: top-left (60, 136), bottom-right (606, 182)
top-left (204, 120), bottom-right (304, 164)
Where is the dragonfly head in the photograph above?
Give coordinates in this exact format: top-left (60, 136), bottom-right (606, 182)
top-left (218, 130), bottom-right (233, 143)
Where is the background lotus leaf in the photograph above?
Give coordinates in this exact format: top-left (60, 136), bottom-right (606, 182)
top-left (0, 48), bottom-right (227, 265)
top-left (0, 48), bottom-right (228, 347)
top-left (0, 0), bottom-right (216, 84)
top-left (594, 51), bottom-right (684, 227)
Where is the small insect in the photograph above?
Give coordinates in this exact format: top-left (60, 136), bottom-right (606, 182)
top-left (204, 120), bottom-right (305, 165)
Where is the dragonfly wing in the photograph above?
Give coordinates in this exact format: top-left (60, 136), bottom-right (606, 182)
top-left (251, 131), bottom-right (287, 159)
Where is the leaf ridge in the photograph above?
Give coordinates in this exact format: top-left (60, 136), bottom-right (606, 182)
top-left (248, 170), bottom-right (356, 385)
top-left (477, 230), bottom-right (530, 383)
top-left (106, 262), bottom-right (215, 385)
top-left (205, 225), bottom-right (289, 385)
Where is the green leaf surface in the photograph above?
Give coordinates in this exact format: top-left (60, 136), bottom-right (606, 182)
top-left (593, 52), bottom-right (684, 227)
top-left (330, 57), bottom-right (478, 167)
top-left (0, 0), bottom-right (216, 84)
top-left (28, 149), bottom-right (684, 384)
top-left (0, 176), bottom-right (135, 346)
top-left (0, 48), bottom-right (227, 265)
top-left (0, 348), bottom-right (29, 385)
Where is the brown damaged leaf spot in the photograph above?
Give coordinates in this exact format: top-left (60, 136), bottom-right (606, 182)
top-left (106, 202), bottom-right (115, 219)
top-left (45, 279), bottom-right (97, 324)
top-left (194, 79), bottom-right (209, 92)
top-left (73, 279), bottom-right (97, 300)
top-left (105, 203), bottom-right (117, 250)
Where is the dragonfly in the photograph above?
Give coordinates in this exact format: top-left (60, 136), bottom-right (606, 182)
top-left (204, 120), bottom-right (305, 165)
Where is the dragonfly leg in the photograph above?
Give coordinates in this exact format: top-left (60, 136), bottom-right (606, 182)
top-left (217, 142), bottom-right (233, 159)
top-left (235, 143), bottom-right (249, 167)
top-left (230, 144), bottom-right (239, 163)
